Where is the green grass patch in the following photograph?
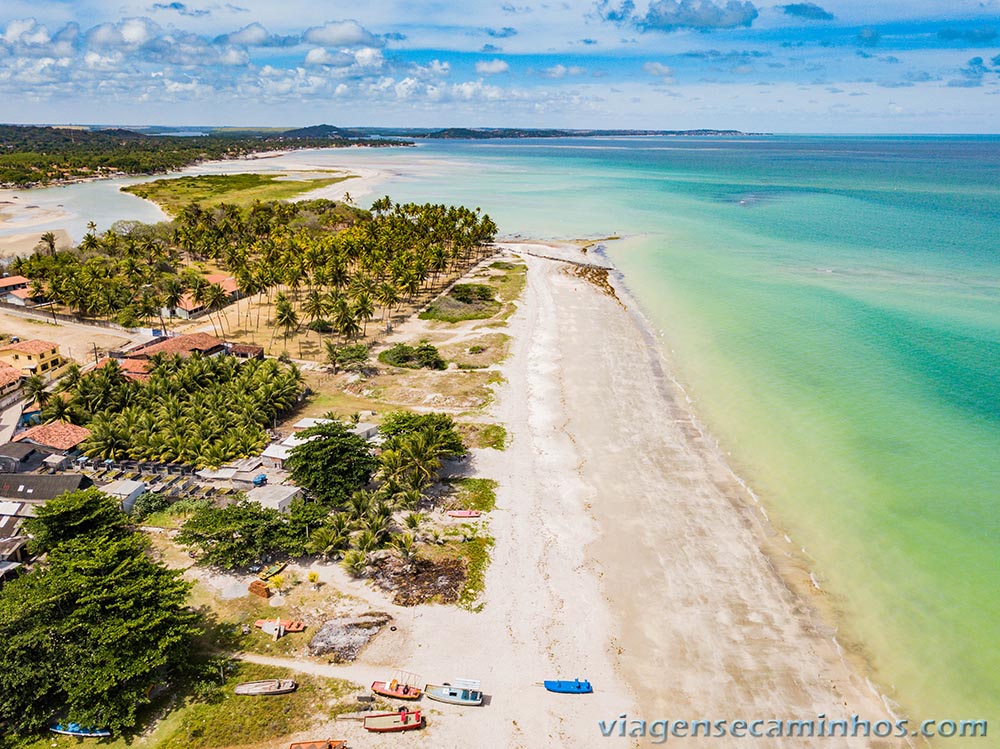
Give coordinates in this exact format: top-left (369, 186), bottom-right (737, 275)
top-left (377, 341), bottom-right (446, 369)
top-left (123, 173), bottom-right (351, 215)
top-left (14, 662), bottom-right (355, 749)
top-left (476, 424), bottom-right (508, 450)
top-left (450, 477), bottom-right (499, 511)
top-left (156, 661), bottom-right (354, 749)
top-left (420, 283), bottom-right (501, 323)
top-left (489, 261), bottom-right (518, 270)
top-left (457, 534), bottom-right (494, 612)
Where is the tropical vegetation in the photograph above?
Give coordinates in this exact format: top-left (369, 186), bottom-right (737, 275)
top-left (43, 353), bottom-right (303, 468)
top-left (0, 490), bottom-right (199, 737)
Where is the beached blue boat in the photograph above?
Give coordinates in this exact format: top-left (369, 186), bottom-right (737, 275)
top-left (424, 680), bottom-right (483, 706)
top-left (50, 722), bottom-right (112, 738)
top-left (543, 679), bottom-right (592, 694)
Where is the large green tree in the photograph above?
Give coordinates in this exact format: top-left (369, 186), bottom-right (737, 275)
top-left (176, 498), bottom-right (288, 569)
top-left (24, 488), bottom-right (129, 555)
top-left (285, 421), bottom-right (377, 505)
top-left (0, 496), bottom-right (198, 737)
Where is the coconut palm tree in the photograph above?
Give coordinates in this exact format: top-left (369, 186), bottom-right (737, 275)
top-left (23, 375), bottom-right (50, 409)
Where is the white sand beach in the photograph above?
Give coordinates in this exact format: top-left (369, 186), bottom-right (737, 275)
top-left (233, 245), bottom-right (907, 749)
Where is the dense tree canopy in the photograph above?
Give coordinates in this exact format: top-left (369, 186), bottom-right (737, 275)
top-left (175, 499), bottom-right (287, 569)
top-left (24, 488), bottom-right (129, 554)
top-left (285, 421), bottom-right (378, 505)
top-left (50, 353), bottom-right (304, 468)
top-left (0, 492), bottom-right (198, 737)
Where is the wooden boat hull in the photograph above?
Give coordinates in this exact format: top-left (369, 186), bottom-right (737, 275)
top-left (258, 562), bottom-right (287, 580)
top-left (424, 683), bottom-right (483, 706)
top-left (363, 710), bottom-right (422, 732)
top-left (544, 679), bottom-right (592, 694)
top-left (289, 741), bottom-right (345, 749)
top-left (371, 680), bottom-right (422, 700)
top-left (447, 510), bottom-right (481, 518)
top-left (234, 679), bottom-right (297, 695)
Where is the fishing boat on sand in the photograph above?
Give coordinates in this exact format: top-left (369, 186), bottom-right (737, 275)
top-left (288, 741), bottom-right (345, 749)
top-left (363, 709), bottom-right (423, 732)
top-left (234, 679), bottom-right (297, 695)
top-left (372, 669), bottom-right (422, 700)
top-left (544, 679), bottom-right (593, 694)
top-left (255, 618), bottom-right (306, 633)
top-left (49, 723), bottom-right (111, 738)
top-left (447, 509), bottom-right (481, 518)
top-left (424, 678), bottom-right (483, 706)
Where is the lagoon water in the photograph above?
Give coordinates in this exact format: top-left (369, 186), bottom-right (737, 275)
top-left (7, 136), bottom-right (999, 724)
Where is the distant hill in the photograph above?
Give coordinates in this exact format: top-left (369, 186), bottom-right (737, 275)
top-left (279, 124), bottom-right (368, 139)
top-left (350, 127), bottom-right (763, 139)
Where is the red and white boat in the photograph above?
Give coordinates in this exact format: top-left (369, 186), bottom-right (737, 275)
top-left (363, 709), bottom-right (423, 732)
top-left (447, 509), bottom-right (482, 518)
top-left (254, 618), bottom-right (306, 633)
top-left (371, 670), bottom-right (422, 700)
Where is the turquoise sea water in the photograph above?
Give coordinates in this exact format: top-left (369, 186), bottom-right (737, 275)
top-left (5, 136), bottom-right (997, 725)
top-left (315, 136), bottom-right (1000, 726)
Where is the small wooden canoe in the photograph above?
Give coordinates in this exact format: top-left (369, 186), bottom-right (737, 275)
top-left (447, 509), bottom-right (482, 518)
top-left (258, 562), bottom-right (287, 580)
top-left (544, 679), bottom-right (592, 694)
top-left (363, 710), bottom-right (422, 732)
top-left (372, 679), bottom-right (422, 700)
top-left (288, 741), bottom-right (345, 749)
top-left (50, 723), bottom-right (111, 738)
top-left (424, 683), bottom-right (483, 706)
top-left (255, 618), bottom-right (306, 632)
top-left (234, 679), bottom-right (297, 695)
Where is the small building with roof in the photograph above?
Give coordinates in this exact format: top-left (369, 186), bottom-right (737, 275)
top-left (246, 484), bottom-right (301, 514)
top-left (0, 363), bottom-right (24, 400)
top-left (0, 275), bottom-right (29, 294)
top-left (13, 422), bottom-right (91, 454)
top-left (0, 474), bottom-right (92, 502)
top-left (128, 333), bottom-right (226, 359)
top-left (99, 479), bottom-right (147, 513)
top-left (0, 442), bottom-right (41, 473)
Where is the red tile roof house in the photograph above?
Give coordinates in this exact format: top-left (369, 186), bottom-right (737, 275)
top-left (0, 275), bottom-right (29, 294)
top-left (161, 274), bottom-right (242, 320)
top-left (0, 339), bottom-right (64, 377)
top-left (0, 363), bottom-right (23, 399)
top-left (127, 333), bottom-right (227, 359)
top-left (13, 422), bottom-right (91, 454)
top-left (2, 288), bottom-right (35, 307)
top-left (96, 357), bottom-right (152, 383)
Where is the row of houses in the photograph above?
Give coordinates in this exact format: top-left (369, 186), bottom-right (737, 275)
top-left (0, 272), bottom-right (243, 320)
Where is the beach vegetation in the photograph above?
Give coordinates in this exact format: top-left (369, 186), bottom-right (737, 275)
top-left (0, 491), bottom-right (199, 738)
top-left (325, 342), bottom-right (371, 373)
top-left (456, 534), bottom-right (494, 611)
top-left (449, 477), bottom-right (499, 511)
top-left (419, 282), bottom-right (501, 322)
top-left (121, 173), bottom-right (351, 215)
top-left (377, 341), bottom-right (447, 369)
top-left (284, 420), bottom-right (378, 505)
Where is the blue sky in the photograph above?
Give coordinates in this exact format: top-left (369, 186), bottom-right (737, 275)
top-left (1, 1), bottom-right (998, 131)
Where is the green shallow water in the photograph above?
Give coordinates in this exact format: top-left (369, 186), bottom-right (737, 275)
top-left (347, 135), bottom-right (1000, 725)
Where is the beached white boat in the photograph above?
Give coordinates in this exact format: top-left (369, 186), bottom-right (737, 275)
top-left (424, 679), bottom-right (483, 706)
top-left (234, 679), bottom-right (297, 695)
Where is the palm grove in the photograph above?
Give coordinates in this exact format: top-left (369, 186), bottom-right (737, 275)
top-left (11, 196), bottom-right (498, 340)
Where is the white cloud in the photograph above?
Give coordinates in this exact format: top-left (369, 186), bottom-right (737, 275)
top-left (545, 64), bottom-right (585, 78)
top-left (304, 47), bottom-right (354, 66)
top-left (224, 22), bottom-right (268, 46)
top-left (643, 61), bottom-right (674, 79)
top-left (304, 20), bottom-right (382, 48)
top-left (3, 18), bottom-right (39, 44)
top-left (476, 58), bottom-right (509, 74)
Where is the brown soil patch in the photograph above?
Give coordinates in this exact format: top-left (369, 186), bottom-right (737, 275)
top-left (370, 555), bottom-right (465, 606)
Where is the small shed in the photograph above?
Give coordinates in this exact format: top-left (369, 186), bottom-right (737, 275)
top-left (246, 484), bottom-right (302, 514)
top-left (100, 479), bottom-right (147, 513)
top-left (42, 453), bottom-right (70, 471)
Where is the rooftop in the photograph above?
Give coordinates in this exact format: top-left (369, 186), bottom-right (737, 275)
top-left (205, 273), bottom-right (241, 295)
top-left (6, 288), bottom-right (32, 300)
top-left (100, 479), bottom-right (146, 497)
top-left (13, 422), bottom-right (91, 451)
top-left (0, 275), bottom-right (29, 289)
top-left (97, 357), bottom-right (151, 382)
top-left (132, 333), bottom-right (225, 358)
top-left (0, 364), bottom-right (22, 389)
top-left (1, 339), bottom-right (58, 356)
top-left (0, 474), bottom-right (92, 501)
top-left (246, 483), bottom-right (301, 511)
